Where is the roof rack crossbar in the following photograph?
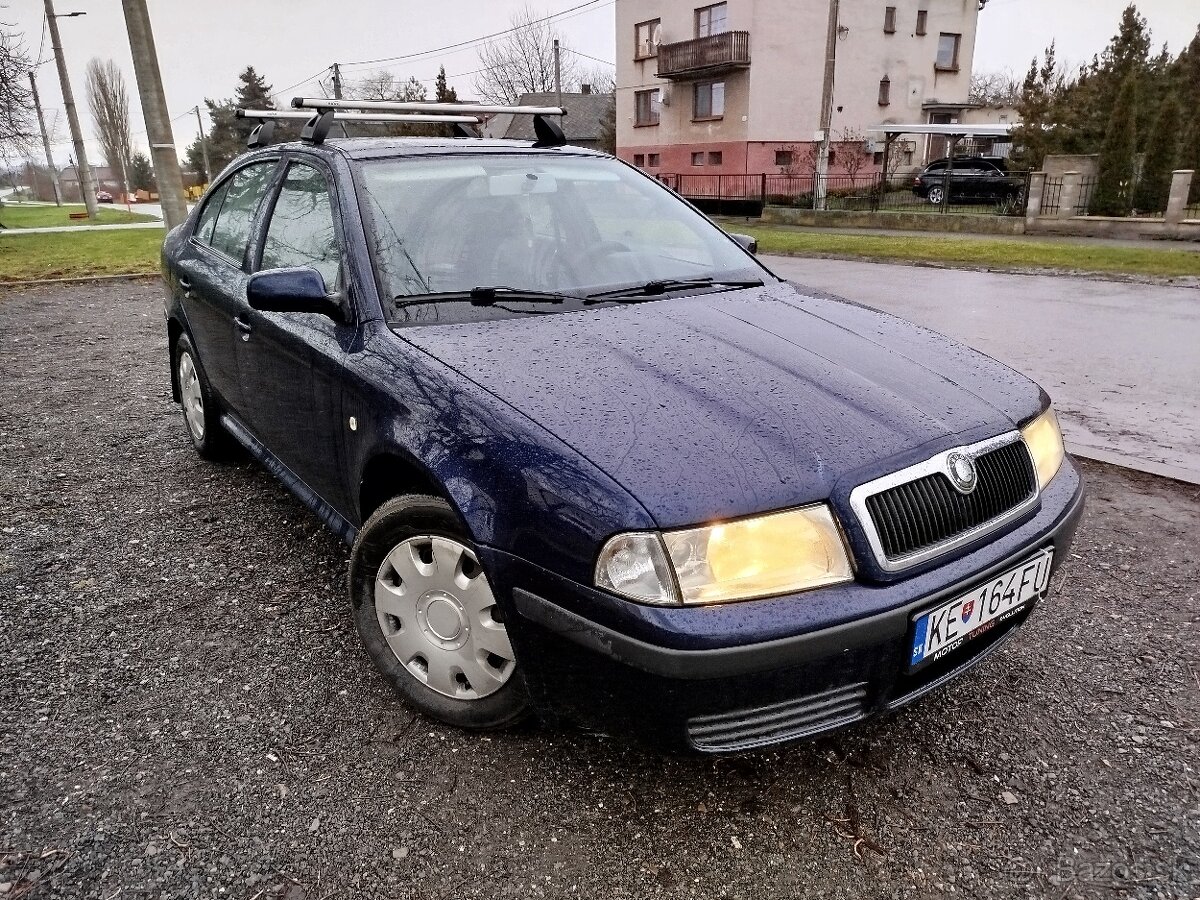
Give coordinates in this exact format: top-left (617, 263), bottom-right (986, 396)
top-left (237, 108), bottom-right (482, 125)
top-left (291, 97), bottom-right (566, 117)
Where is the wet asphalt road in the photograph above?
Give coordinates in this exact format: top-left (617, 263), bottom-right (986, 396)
top-left (764, 256), bottom-right (1200, 483)
top-left (1, 281), bottom-right (1197, 899)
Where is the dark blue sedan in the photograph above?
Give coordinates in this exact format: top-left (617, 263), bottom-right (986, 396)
top-left (162, 135), bottom-right (1084, 752)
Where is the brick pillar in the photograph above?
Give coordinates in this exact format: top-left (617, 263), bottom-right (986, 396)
top-left (1059, 171), bottom-right (1081, 218)
top-left (1165, 170), bottom-right (1195, 224)
top-left (1025, 172), bottom-right (1047, 226)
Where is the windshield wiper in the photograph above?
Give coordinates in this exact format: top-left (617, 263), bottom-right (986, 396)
top-left (583, 277), bottom-right (764, 304)
top-left (393, 286), bottom-right (581, 310)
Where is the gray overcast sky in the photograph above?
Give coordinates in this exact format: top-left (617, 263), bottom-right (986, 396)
top-left (5, 0), bottom-right (1197, 168)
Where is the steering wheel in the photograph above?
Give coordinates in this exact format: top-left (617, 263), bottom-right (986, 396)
top-left (570, 239), bottom-right (633, 274)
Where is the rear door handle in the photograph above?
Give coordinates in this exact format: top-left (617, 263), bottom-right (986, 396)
top-left (178, 276), bottom-right (191, 290)
top-left (235, 316), bottom-right (252, 341)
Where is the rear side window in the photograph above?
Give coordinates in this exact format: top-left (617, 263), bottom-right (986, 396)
top-left (203, 162), bottom-right (277, 264)
top-left (193, 182), bottom-right (228, 245)
top-left (259, 163), bottom-right (341, 288)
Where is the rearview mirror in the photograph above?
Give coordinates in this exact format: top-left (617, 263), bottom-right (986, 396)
top-left (729, 233), bottom-right (758, 255)
top-left (247, 267), bottom-right (343, 319)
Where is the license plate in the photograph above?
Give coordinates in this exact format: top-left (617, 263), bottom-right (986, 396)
top-left (909, 548), bottom-right (1054, 672)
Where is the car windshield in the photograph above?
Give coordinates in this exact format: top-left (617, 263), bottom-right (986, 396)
top-left (355, 154), bottom-right (768, 325)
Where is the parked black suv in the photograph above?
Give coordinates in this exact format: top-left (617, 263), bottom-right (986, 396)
top-left (912, 156), bottom-right (1026, 205)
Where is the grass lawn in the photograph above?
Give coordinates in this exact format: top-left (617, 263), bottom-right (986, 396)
top-left (734, 225), bottom-right (1200, 279)
top-left (0, 203), bottom-right (159, 228)
top-left (0, 229), bottom-right (163, 282)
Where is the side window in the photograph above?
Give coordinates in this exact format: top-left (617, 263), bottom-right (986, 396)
top-left (207, 162), bottom-right (277, 264)
top-left (259, 163), bottom-right (341, 289)
top-left (192, 182), bottom-right (229, 245)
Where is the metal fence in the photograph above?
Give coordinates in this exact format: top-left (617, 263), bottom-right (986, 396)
top-left (1185, 199), bottom-right (1200, 220)
top-left (1040, 177), bottom-right (1064, 216)
top-left (661, 171), bottom-right (1031, 216)
top-left (1076, 175), bottom-right (1099, 215)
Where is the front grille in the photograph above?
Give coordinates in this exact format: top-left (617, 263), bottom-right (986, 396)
top-left (687, 682), bottom-right (868, 752)
top-left (864, 440), bottom-right (1036, 563)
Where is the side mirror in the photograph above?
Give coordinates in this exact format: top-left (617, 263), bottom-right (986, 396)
top-left (729, 232), bottom-right (758, 255)
top-left (247, 266), bottom-right (344, 319)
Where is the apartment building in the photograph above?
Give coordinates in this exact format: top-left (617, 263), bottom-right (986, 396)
top-left (615, 0), bottom-right (981, 175)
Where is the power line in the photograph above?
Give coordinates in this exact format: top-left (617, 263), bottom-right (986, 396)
top-left (338, 0), bottom-right (608, 70)
top-left (562, 47), bottom-right (614, 67)
top-left (271, 64), bottom-right (334, 101)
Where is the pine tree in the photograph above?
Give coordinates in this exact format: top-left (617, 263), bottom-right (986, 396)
top-left (1091, 74), bottom-right (1139, 216)
top-left (434, 66), bottom-right (458, 103)
top-left (1132, 92), bottom-right (1182, 213)
top-left (202, 66), bottom-right (290, 174)
top-left (129, 151), bottom-right (155, 192)
top-left (1185, 110), bottom-right (1200, 205)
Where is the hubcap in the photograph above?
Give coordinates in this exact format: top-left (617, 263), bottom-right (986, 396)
top-left (178, 351), bottom-right (205, 441)
top-left (373, 535), bottom-right (515, 700)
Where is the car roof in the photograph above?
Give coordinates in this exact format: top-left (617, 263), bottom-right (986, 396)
top-left (250, 136), bottom-right (609, 162)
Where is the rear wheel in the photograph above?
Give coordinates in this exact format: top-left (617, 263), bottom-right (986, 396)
top-left (350, 494), bottom-right (529, 729)
top-left (926, 185), bottom-right (945, 205)
top-left (174, 333), bottom-right (234, 460)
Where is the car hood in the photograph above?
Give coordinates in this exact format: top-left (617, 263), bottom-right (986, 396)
top-left (396, 281), bottom-right (1045, 527)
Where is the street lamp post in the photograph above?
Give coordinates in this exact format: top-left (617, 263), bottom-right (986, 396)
top-left (43, 1), bottom-right (98, 219)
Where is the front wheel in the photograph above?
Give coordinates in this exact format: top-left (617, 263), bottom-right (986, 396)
top-left (349, 495), bottom-right (529, 730)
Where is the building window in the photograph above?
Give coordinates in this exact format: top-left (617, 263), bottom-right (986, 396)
top-left (695, 2), bottom-right (728, 38)
top-left (691, 151), bottom-right (705, 166)
top-left (635, 19), bottom-right (660, 59)
top-left (915, 9), bottom-right (927, 35)
top-left (648, 153), bottom-right (661, 167)
top-left (775, 149), bottom-right (793, 167)
top-left (634, 89), bottom-right (661, 126)
top-left (936, 33), bottom-right (961, 70)
top-left (873, 151), bottom-right (884, 165)
top-left (883, 6), bottom-right (896, 33)
top-left (634, 154), bottom-right (645, 166)
top-left (708, 151), bottom-right (723, 165)
top-left (693, 81), bottom-right (725, 119)
top-left (878, 75), bottom-right (891, 106)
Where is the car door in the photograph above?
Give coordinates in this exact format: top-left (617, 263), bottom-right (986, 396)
top-left (173, 160), bottom-right (280, 414)
top-left (236, 156), bottom-right (358, 514)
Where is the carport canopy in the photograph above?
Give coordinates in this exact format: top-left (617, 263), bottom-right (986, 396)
top-left (867, 123), bottom-right (1016, 176)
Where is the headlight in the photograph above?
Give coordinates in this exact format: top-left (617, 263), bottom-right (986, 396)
top-left (595, 505), bottom-right (854, 606)
top-left (1022, 406), bottom-right (1065, 490)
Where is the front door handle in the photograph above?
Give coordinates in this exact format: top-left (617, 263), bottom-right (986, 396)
top-left (235, 316), bottom-right (252, 341)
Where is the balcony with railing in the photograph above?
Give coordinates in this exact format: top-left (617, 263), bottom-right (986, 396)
top-left (656, 31), bottom-right (750, 79)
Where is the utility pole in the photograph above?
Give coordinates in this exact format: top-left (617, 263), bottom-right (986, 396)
top-left (553, 39), bottom-right (562, 108)
top-left (121, 0), bottom-right (188, 229)
top-left (331, 62), bottom-right (343, 100)
top-left (29, 71), bottom-right (64, 206)
top-left (44, 0), bottom-right (98, 218)
top-left (814, 0), bottom-right (839, 211)
top-left (193, 106), bottom-right (212, 185)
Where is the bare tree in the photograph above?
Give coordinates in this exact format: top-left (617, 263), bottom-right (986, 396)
top-left (85, 58), bottom-right (133, 183)
top-left (574, 65), bottom-right (615, 94)
top-left (837, 127), bottom-right (870, 178)
top-left (0, 29), bottom-right (35, 156)
top-left (474, 6), bottom-right (579, 104)
top-left (345, 70), bottom-right (427, 102)
top-left (970, 70), bottom-right (1022, 107)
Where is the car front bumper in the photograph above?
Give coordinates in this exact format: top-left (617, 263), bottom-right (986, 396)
top-left (484, 458), bottom-right (1085, 753)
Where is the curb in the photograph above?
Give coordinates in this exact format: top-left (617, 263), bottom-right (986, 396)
top-left (0, 273), bottom-right (159, 288)
top-left (757, 249), bottom-right (1200, 289)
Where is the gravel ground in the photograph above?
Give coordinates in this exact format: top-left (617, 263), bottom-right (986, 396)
top-left (1, 280), bottom-right (1197, 900)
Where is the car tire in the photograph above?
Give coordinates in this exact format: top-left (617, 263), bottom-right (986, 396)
top-left (174, 333), bottom-right (235, 460)
top-left (349, 494), bottom-right (530, 730)
top-left (927, 186), bottom-right (945, 205)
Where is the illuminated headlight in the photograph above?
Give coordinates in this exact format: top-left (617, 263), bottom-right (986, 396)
top-left (1021, 406), bottom-right (1066, 490)
top-left (595, 505), bottom-right (854, 606)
